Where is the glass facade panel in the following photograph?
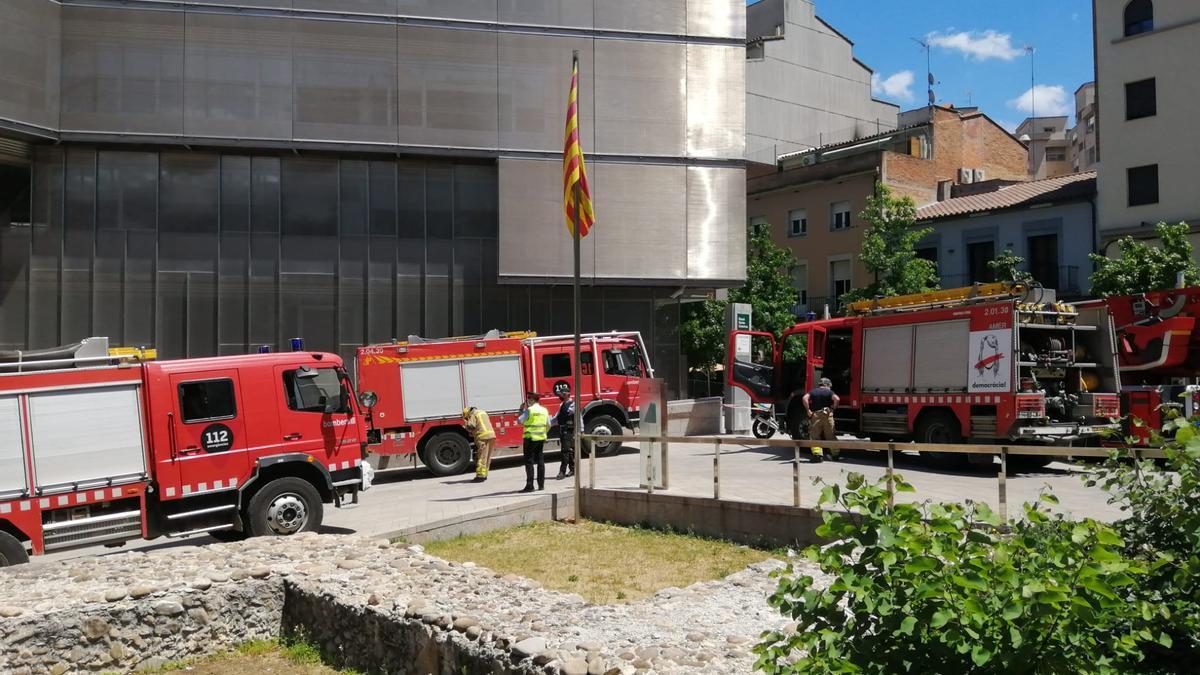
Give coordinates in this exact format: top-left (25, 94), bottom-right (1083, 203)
top-left (590, 162), bottom-right (687, 281)
top-left (395, 0), bottom-right (496, 21)
top-left (396, 27), bottom-right (499, 149)
top-left (594, 40), bottom-right (686, 157)
top-left (498, 34), bottom-right (594, 153)
top-left (0, 0), bottom-right (61, 130)
top-left (686, 44), bottom-right (746, 159)
top-left (594, 0), bottom-right (686, 34)
top-left (183, 13), bottom-right (293, 140)
top-left (498, 0), bottom-right (594, 28)
top-left (291, 19), bottom-right (398, 144)
top-left (60, 7), bottom-right (184, 135)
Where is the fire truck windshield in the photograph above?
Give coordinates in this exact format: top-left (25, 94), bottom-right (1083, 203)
top-left (283, 367), bottom-right (348, 414)
top-left (604, 347), bottom-right (643, 377)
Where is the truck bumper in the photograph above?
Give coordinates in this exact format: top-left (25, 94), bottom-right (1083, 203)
top-left (1013, 423), bottom-right (1120, 442)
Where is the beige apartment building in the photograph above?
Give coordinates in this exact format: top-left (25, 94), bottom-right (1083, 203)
top-left (1017, 116), bottom-right (1074, 180)
top-left (747, 105), bottom-right (1028, 311)
top-left (1094, 0), bottom-right (1200, 247)
top-left (1071, 82), bottom-right (1098, 173)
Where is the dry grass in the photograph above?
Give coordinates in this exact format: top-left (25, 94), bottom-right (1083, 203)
top-left (142, 639), bottom-right (357, 675)
top-left (423, 520), bottom-right (771, 604)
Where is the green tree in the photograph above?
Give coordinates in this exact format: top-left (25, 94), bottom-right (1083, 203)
top-left (680, 222), bottom-right (798, 392)
top-left (988, 249), bottom-right (1034, 284)
top-left (1089, 222), bottom-right (1200, 297)
top-left (840, 183), bottom-right (939, 307)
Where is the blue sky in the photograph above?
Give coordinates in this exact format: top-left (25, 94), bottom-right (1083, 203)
top-left (754, 1), bottom-right (1096, 132)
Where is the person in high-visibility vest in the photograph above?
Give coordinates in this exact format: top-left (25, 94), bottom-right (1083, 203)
top-left (518, 391), bottom-right (550, 493)
top-left (463, 406), bottom-right (496, 482)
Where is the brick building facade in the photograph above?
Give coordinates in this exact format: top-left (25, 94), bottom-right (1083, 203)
top-left (747, 106), bottom-right (1028, 312)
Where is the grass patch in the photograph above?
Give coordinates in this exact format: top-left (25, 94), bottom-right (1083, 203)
top-left (424, 520), bottom-right (771, 604)
top-left (133, 638), bottom-right (360, 675)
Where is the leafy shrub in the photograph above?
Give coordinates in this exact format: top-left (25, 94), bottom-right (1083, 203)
top-left (755, 473), bottom-right (1155, 674)
top-left (1088, 421), bottom-right (1200, 671)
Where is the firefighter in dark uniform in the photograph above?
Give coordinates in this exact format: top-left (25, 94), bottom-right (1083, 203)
top-left (552, 385), bottom-right (576, 480)
top-left (803, 377), bottom-right (840, 462)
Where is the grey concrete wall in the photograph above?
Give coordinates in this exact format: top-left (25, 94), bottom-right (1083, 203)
top-left (384, 493), bottom-right (575, 544)
top-left (580, 488), bottom-right (828, 548)
top-left (746, 0), bottom-right (898, 164)
top-left (668, 397), bottom-right (724, 436)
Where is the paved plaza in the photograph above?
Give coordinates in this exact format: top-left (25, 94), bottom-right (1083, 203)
top-left (39, 436), bottom-right (1123, 564)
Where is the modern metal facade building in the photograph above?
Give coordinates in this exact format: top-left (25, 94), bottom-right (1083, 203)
top-left (0, 0), bottom-right (748, 395)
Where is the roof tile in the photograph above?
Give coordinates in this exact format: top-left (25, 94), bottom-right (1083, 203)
top-left (916, 171), bottom-right (1096, 221)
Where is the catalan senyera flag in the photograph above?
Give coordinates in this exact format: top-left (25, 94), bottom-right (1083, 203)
top-left (563, 57), bottom-right (595, 238)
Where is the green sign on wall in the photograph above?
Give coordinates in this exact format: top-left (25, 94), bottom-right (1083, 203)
top-left (736, 313), bottom-right (751, 330)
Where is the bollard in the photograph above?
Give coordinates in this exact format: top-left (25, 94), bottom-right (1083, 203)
top-left (589, 436), bottom-right (596, 490)
top-left (886, 444), bottom-right (896, 510)
top-left (792, 443), bottom-right (801, 507)
top-left (998, 447), bottom-right (1009, 522)
top-left (713, 437), bottom-right (722, 500)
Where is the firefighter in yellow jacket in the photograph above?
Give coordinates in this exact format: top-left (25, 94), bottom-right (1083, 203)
top-left (463, 406), bottom-right (496, 482)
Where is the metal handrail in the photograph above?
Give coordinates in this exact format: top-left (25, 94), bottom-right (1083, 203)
top-left (580, 432), bottom-right (1164, 521)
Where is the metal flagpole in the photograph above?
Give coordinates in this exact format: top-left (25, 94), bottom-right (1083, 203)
top-left (571, 50), bottom-right (583, 523)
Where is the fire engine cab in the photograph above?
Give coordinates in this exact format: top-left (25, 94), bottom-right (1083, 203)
top-left (0, 338), bottom-right (373, 566)
top-left (728, 283), bottom-right (1122, 464)
top-left (1078, 287), bottom-right (1200, 443)
top-left (356, 330), bottom-right (651, 476)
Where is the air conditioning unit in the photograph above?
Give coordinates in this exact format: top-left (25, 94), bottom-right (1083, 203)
top-left (959, 168), bottom-right (974, 183)
top-left (800, 154), bottom-right (817, 167)
top-left (973, 169), bottom-right (986, 182)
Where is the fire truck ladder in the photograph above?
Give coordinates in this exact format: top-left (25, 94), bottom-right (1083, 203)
top-left (0, 337), bottom-right (150, 375)
top-left (845, 282), bottom-right (1030, 316)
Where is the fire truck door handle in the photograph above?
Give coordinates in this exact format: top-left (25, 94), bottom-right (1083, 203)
top-left (284, 433), bottom-right (302, 441)
top-left (167, 412), bottom-right (178, 460)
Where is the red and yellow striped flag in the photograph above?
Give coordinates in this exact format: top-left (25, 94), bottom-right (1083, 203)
top-left (563, 57), bottom-right (595, 238)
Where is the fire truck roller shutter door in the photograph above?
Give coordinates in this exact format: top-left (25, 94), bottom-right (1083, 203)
top-left (461, 356), bottom-right (524, 413)
top-left (0, 396), bottom-right (27, 498)
top-left (27, 385), bottom-right (148, 491)
top-left (400, 361), bottom-right (465, 421)
top-left (914, 320), bottom-right (970, 391)
top-left (862, 326), bottom-right (914, 392)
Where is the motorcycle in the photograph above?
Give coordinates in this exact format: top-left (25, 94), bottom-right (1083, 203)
top-left (751, 402), bottom-right (781, 439)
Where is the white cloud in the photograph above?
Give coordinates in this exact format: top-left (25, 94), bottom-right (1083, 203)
top-left (1007, 84), bottom-right (1072, 117)
top-left (927, 30), bottom-right (1024, 61)
top-left (871, 70), bottom-right (915, 103)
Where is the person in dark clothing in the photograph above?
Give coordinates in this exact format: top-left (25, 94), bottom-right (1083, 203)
top-left (803, 377), bottom-right (840, 462)
top-left (552, 387), bottom-right (577, 480)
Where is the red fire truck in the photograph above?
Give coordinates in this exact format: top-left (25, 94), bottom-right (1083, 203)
top-left (1077, 287), bottom-right (1200, 442)
top-left (728, 283), bottom-right (1122, 465)
top-left (0, 338), bottom-right (374, 566)
top-left (356, 330), bottom-right (651, 476)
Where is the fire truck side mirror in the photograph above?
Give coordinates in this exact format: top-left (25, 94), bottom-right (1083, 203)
top-left (358, 390), bottom-right (378, 410)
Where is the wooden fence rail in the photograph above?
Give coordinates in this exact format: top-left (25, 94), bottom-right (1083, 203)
top-left (580, 433), bottom-right (1165, 521)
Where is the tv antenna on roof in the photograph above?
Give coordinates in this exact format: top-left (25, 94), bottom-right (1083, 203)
top-left (1023, 44), bottom-right (1036, 119)
top-left (911, 37), bottom-right (938, 108)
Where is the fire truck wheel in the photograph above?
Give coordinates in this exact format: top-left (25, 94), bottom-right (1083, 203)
top-left (585, 415), bottom-right (623, 457)
top-left (915, 411), bottom-right (966, 465)
top-left (422, 432), bottom-right (473, 476)
top-left (0, 531), bottom-right (29, 566)
top-left (247, 478), bottom-right (323, 537)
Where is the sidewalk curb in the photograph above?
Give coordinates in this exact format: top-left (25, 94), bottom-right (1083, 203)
top-left (380, 491), bottom-right (576, 544)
